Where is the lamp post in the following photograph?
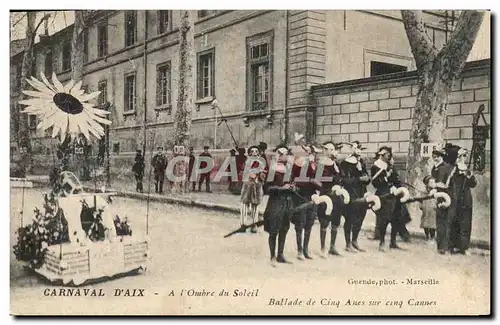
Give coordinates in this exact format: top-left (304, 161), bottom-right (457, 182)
top-left (101, 101), bottom-right (112, 187)
top-left (211, 99), bottom-right (218, 149)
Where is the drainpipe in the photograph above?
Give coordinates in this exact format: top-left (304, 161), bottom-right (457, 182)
top-left (142, 10), bottom-right (149, 155)
top-left (283, 10), bottom-right (290, 145)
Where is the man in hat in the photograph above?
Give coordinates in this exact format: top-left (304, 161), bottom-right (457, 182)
top-left (448, 146), bottom-right (477, 255)
top-left (426, 145), bottom-right (455, 254)
top-left (233, 147), bottom-right (247, 195)
top-left (339, 141), bottom-right (371, 252)
top-left (240, 145), bottom-right (266, 232)
top-left (291, 144), bottom-right (322, 260)
top-left (187, 147), bottom-right (196, 192)
top-left (317, 141), bottom-right (345, 257)
top-left (132, 149), bottom-right (145, 193)
top-left (228, 148), bottom-right (237, 192)
top-left (198, 145), bottom-right (212, 193)
top-left (152, 146), bottom-right (167, 194)
top-left (262, 144), bottom-right (295, 265)
top-left (370, 146), bottom-right (403, 251)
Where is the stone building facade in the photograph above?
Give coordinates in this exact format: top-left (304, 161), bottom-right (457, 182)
top-left (11, 10), bottom-right (462, 154)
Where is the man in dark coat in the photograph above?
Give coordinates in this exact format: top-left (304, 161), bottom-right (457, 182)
top-left (152, 146), bottom-right (167, 194)
top-left (371, 146), bottom-right (403, 251)
top-left (132, 149), bottom-right (145, 193)
top-left (317, 141), bottom-right (344, 257)
top-left (339, 141), bottom-right (371, 252)
top-left (198, 146), bottom-right (212, 193)
top-left (228, 148), bottom-right (237, 192)
top-left (262, 144), bottom-right (295, 266)
top-left (448, 146), bottom-right (477, 255)
top-left (291, 144), bottom-right (322, 260)
top-left (188, 147), bottom-right (196, 191)
top-left (427, 146), bottom-right (455, 254)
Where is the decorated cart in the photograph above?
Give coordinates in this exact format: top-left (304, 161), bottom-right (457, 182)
top-left (13, 73), bottom-right (148, 286)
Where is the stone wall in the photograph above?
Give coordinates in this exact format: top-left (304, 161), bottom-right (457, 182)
top-left (312, 59), bottom-right (491, 162)
top-left (312, 59), bottom-right (491, 243)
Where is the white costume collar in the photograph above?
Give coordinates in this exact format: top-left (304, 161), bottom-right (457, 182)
top-left (344, 155), bottom-right (358, 164)
top-left (373, 159), bottom-right (388, 170)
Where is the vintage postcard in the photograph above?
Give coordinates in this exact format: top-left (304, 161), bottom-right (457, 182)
top-left (9, 9), bottom-right (491, 316)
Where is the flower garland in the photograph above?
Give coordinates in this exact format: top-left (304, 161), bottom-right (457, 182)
top-left (13, 193), bottom-right (69, 269)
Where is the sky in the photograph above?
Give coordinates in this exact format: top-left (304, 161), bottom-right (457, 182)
top-left (10, 11), bottom-right (75, 42)
top-left (9, 10), bottom-right (490, 61)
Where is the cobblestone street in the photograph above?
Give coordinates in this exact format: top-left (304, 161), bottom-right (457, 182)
top-left (10, 188), bottom-right (490, 315)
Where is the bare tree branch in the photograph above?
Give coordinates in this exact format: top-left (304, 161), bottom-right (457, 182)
top-left (438, 10), bottom-right (485, 79)
top-left (401, 10), bottom-right (439, 71)
top-left (12, 12), bottom-right (27, 28)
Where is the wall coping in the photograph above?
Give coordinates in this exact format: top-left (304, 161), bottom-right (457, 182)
top-left (311, 59), bottom-right (490, 96)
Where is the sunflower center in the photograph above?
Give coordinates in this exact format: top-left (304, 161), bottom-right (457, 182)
top-left (53, 93), bottom-right (84, 115)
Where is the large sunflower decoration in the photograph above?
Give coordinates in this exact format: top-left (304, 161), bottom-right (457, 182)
top-left (19, 72), bottom-right (111, 142)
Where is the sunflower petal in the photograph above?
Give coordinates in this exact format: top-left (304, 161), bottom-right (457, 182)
top-left (19, 98), bottom-right (51, 106)
top-left (79, 122), bottom-right (90, 141)
top-left (68, 115), bottom-right (79, 134)
top-left (21, 106), bottom-right (42, 115)
top-left (51, 125), bottom-right (60, 139)
top-left (22, 90), bottom-right (54, 99)
top-left (37, 113), bottom-right (56, 130)
top-left (40, 73), bottom-right (57, 93)
top-left (78, 91), bottom-right (101, 103)
top-left (64, 80), bottom-right (76, 93)
top-left (92, 108), bottom-right (111, 116)
top-left (52, 72), bottom-right (65, 93)
top-left (86, 117), bottom-right (105, 137)
top-left (26, 78), bottom-right (55, 95)
top-left (85, 110), bottom-right (112, 126)
top-left (87, 122), bottom-right (103, 139)
top-left (60, 115), bottom-right (69, 138)
top-left (70, 81), bottom-right (82, 95)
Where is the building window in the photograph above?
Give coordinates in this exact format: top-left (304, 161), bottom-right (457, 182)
top-left (28, 114), bottom-right (37, 129)
top-left (197, 48), bottom-right (215, 99)
top-left (370, 61), bottom-right (408, 77)
top-left (124, 74), bottom-right (136, 113)
top-left (98, 23), bottom-right (108, 58)
top-left (247, 31), bottom-right (273, 111)
top-left (62, 41), bottom-right (71, 71)
top-left (125, 11), bottom-right (137, 47)
top-left (45, 50), bottom-right (52, 77)
top-left (198, 10), bottom-right (215, 19)
top-left (156, 63), bottom-right (171, 109)
top-left (83, 29), bottom-right (89, 62)
top-left (16, 62), bottom-right (22, 88)
top-left (31, 58), bottom-right (37, 78)
top-left (98, 80), bottom-right (108, 106)
top-left (157, 10), bottom-right (171, 34)
top-left (113, 142), bottom-right (120, 154)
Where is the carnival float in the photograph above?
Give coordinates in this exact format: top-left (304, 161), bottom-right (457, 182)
top-left (13, 73), bottom-right (148, 286)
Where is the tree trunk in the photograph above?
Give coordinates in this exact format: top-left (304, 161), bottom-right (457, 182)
top-left (71, 10), bottom-right (87, 81)
top-left (14, 12), bottom-right (37, 177)
top-left (173, 10), bottom-right (194, 149)
top-left (402, 10), bottom-right (484, 197)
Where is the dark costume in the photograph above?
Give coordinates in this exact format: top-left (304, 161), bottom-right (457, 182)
top-left (228, 149), bottom-right (237, 192)
top-left (152, 149), bottom-right (167, 194)
top-left (317, 153), bottom-right (344, 255)
top-left (132, 150), bottom-right (145, 193)
top-left (371, 156), bottom-right (401, 250)
top-left (429, 157), bottom-right (454, 254)
top-left (263, 152), bottom-right (295, 264)
top-left (447, 147), bottom-right (477, 254)
top-left (291, 156), bottom-right (321, 259)
top-left (188, 148), bottom-right (196, 191)
top-left (339, 154), bottom-right (370, 252)
top-left (198, 147), bottom-right (212, 192)
top-left (232, 148), bottom-right (247, 195)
